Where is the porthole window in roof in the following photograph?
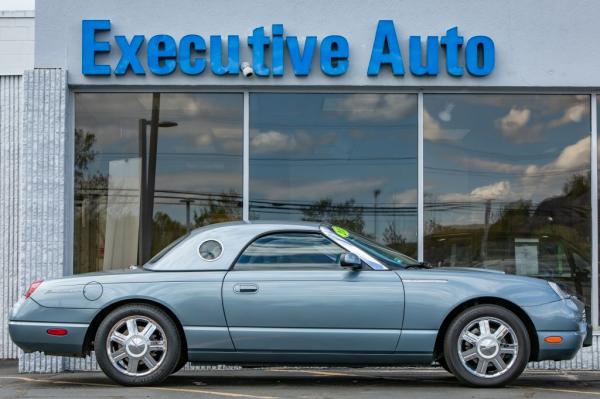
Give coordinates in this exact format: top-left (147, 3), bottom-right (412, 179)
top-left (198, 240), bottom-right (223, 261)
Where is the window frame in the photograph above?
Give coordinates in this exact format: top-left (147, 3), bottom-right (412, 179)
top-left (231, 231), bottom-right (369, 272)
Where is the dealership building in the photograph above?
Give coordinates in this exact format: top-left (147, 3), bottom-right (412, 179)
top-left (2, 0), bottom-right (600, 371)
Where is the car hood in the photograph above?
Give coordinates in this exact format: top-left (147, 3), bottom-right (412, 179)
top-left (398, 266), bottom-right (559, 306)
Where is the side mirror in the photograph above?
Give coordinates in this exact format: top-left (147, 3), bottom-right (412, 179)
top-left (340, 252), bottom-right (362, 270)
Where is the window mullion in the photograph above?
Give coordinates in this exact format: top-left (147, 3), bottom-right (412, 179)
top-left (591, 93), bottom-right (598, 328)
top-left (417, 91), bottom-right (424, 262)
top-left (243, 91), bottom-right (250, 222)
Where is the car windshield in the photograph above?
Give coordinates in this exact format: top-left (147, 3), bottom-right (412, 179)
top-left (330, 225), bottom-right (417, 268)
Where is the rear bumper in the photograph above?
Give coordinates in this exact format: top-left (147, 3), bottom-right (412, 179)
top-left (9, 296), bottom-right (96, 356)
top-left (8, 321), bottom-right (88, 357)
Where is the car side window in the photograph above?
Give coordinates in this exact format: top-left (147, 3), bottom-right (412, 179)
top-left (234, 233), bottom-right (346, 271)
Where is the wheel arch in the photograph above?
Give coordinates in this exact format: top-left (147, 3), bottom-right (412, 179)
top-left (82, 298), bottom-right (188, 359)
top-left (433, 297), bottom-right (539, 362)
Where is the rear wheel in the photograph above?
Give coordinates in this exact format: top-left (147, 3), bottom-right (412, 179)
top-left (94, 304), bottom-right (181, 386)
top-left (443, 305), bottom-right (530, 387)
top-left (172, 354), bottom-right (188, 374)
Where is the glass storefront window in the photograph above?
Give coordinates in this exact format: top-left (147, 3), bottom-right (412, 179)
top-left (74, 93), bottom-right (243, 273)
top-left (249, 93), bottom-right (418, 257)
top-left (424, 94), bottom-right (591, 317)
top-left (74, 91), bottom-right (595, 322)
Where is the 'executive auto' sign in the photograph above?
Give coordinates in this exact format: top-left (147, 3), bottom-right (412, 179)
top-left (82, 20), bottom-right (495, 78)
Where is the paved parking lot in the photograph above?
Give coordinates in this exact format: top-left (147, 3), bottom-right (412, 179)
top-left (1, 361), bottom-right (599, 398)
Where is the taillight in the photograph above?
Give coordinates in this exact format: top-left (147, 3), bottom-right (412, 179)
top-left (25, 279), bottom-right (44, 299)
top-left (47, 328), bottom-right (68, 336)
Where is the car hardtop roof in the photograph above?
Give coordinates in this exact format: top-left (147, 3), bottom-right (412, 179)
top-left (144, 221), bottom-right (331, 271)
top-left (188, 220), bottom-right (325, 236)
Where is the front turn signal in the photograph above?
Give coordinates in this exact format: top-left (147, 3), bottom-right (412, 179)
top-left (544, 336), bottom-right (563, 344)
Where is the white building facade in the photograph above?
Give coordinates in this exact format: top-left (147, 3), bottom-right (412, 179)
top-left (0, 9), bottom-right (33, 363)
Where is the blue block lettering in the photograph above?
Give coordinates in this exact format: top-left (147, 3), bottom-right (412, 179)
top-left (320, 35), bottom-right (349, 76)
top-left (82, 20), bottom-right (111, 75)
top-left (114, 35), bottom-right (145, 75)
top-left (179, 34), bottom-right (206, 75)
top-left (80, 19), bottom-right (495, 79)
top-left (272, 24), bottom-right (284, 77)
top-left (248, 27), bottom-right (270, 77)
top-left (409, 36), bottom-right (439, 76)
top-left (210, 35), bottom-right (240, 76)
top-left (286, 36), bottom-right (317, 76)
top-left (148, 35), bottom-right (177, 75)
top-left (440, 27), bottom-right (464, 77)
top-left (368, 20), bottom-right (405, 76)
top-left (465, 35), bottom-right (495, 77)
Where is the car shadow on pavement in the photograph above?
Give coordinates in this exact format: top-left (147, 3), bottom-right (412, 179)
top-left (2, 366), bottom-right (600, 399)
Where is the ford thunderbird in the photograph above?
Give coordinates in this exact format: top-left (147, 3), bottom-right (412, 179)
top-left (9, 221), bottom-right (589, 387)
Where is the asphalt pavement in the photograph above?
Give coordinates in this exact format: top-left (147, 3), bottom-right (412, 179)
top-left (1, 360), bottom-right (599, 398)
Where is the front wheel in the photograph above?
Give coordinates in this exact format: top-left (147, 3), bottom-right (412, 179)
top-left (94, 304), bottom-right (182, 386)
top-left (438, 357), bottom-right (452, 374)
top-left (443, 305), bottom-right (530, 387)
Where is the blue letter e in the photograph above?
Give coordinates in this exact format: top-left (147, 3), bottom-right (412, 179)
top-left (82, 20), bottom-right (111, 75)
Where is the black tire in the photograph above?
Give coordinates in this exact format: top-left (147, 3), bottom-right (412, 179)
top-left (443, 305), bottom-right (530, 387)
top-left (172, 354), bottom-right (188, 374)
top-left (94, 303), bottom-right (182, 386)
top-left (438, 357), bottom-right (452, 374)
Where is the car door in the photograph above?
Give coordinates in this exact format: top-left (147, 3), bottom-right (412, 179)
top-left (222, 232), bottom-right (404, 353)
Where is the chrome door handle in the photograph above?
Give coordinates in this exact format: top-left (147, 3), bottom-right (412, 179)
top-left (233, 283), bottom-right (259, 293)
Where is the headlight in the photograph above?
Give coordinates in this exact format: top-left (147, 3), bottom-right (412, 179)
top-left (548, 281), bottom-right (571, 299)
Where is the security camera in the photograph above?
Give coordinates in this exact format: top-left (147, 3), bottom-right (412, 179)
top-left (240, 62), bottom-right (254, 77)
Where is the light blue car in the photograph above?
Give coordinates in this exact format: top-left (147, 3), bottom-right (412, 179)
top-left (9, 221), bottom-right (590, 387)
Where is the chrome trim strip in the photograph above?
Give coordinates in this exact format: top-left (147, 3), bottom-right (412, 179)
top-left (183, 326), bottom-right (229, 332)
top-left (402, 279), bottom-right (448, 283)
top-left (320, 226), bottom-right (388, 271)
top-left (9, 321), bottom-right (89, 328)
top-left (229, 327), bottom-right (401, 334)
top-left (400, 329), bottom-right (438, 334)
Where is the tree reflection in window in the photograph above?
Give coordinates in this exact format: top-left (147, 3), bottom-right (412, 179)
top-left (249, 93), bottom-right (418, 258)
top-left (74, 93), bottom-right (243, 273)
top-left (424, 94), bottom-right (591, 320)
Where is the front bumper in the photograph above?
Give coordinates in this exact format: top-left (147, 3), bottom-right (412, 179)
top-left (583, 323), bottom-right (593, 347)
top-left (536, 322), bottom-right (587, 361)
top-left (525, 297), bottom-right (588, 362)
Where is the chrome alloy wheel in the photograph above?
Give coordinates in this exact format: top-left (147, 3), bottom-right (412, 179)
top-left (106, 316), bottom-right (167, 377)
top-left (457, 317), bottom-right (519, 379)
